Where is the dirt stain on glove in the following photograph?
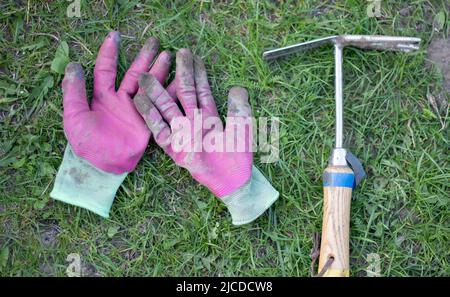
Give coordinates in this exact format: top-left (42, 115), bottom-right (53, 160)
top-left (193, 55), bottom-right (215, 108)
top-left (142, 37), bottom-right (160, 53)
top-left (107, 31), bottom-right (121, 43)
top-left (134, 92), bottom-right (171, 147)
top-left (138, 73), bottom-right (159, 98)
top-left (64, 63), bottom-right (84, 83)
top-left (134, 93), bottom-right (153, 118)
top-left (68, 167), bottom-right (89, 185)
top-left (177, 49), bottom-right (195, 86)
top-left (227, 87), bottom-right (251, 116)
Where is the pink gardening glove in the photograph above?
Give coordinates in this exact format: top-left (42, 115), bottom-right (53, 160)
top-left (63, 31), bottom-right (171, 173)
top-left (50, 31), bottom-right (171, 218)
top-left (134, 49), bottom-right (279, 225)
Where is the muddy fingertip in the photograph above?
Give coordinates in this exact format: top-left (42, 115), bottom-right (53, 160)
top-left (65, 62), bottom-right (82, 73)
top-left (107, 31), bottom-right (121, 43)
top-left (176, 48), bottom-right (193, 64)
top-left (177, 48), bottom-right (192, 56)
top-left (64, 62), bottom-right (84, 82)
top-left (159, 50), bottom-right (173, 64)
top-left (228, 86), bottom-right (249, 102)
top-left (193, 55), bottom-right (206, 70)
top-left (142, 36), bottom-right (160, 53)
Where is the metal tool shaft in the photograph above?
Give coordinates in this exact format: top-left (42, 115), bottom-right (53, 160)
top-left (334, 44), bottom-right (343, 149)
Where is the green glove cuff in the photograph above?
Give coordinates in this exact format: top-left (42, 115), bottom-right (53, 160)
top-left (50, 144), bottom-right (127, 218)
top-left (221, 166), bottom-right (279, 226)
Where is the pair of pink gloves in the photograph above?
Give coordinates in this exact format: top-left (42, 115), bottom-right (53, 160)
top-left (51, 32), bottom-right (278, 225)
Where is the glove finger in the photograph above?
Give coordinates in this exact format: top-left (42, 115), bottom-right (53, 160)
top-left (194, 55), bottom-right (219, 117)
top-left (119, 37), bottom-right (160, 96)
top-left (93, 31), bottom-right (120, 96)
top-left (226, 87), bottom-right (251, 118)
top-left (134, 93), bottom-right (172, 149)
top-left (148, 50), bottom-right (171, 85)
top-left (139, 73), bottom-right (183, 124)
top-left (175, 48), bottom-right (198, 117)
top-left (166, 79), bottom-right (177, 99)
top-left (62, 62), bottom-right (90, 120)
top-left (225, 87), bottom-right (253, 153)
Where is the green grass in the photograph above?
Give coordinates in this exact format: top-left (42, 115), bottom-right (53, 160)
top-left (0, 0), bottom-right (449, 276)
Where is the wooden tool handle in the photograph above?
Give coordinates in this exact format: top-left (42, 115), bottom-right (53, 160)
top-left (318, 165), bottom-right (354, 277)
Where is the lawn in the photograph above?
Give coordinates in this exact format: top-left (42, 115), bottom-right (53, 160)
top-left (0, 0), bottom-right (449, 276)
